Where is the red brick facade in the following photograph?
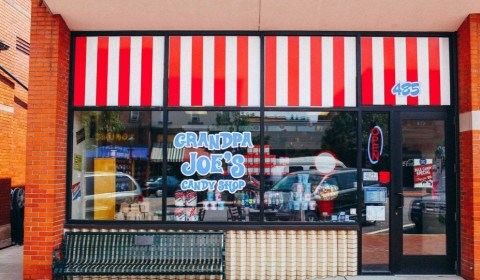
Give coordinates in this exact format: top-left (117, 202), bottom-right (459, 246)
top-left (24, 1), bottom-right (70, 279)
top-left (457, 14), bottom-right (480, 280)
top-left (0, 0), bottom-right (29, 187)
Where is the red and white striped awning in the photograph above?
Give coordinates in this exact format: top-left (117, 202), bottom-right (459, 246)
top-left (168, 36), bottom-right (261, 107)
top-left (264, 36), bottom-right (357, 107)
top-left (73, 36), bottom-right (165, 107)
top-left (361, 37), bottom-right (450, 106)
top-left (72, 35), bottom-right (452, 108)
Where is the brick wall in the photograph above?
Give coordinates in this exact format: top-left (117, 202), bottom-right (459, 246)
top-left (0, 0), bottom-right (30, 187)
top-left (24, 1), bottom-right (70, 279)
top-left (457, 14), bottom-right (480, 280)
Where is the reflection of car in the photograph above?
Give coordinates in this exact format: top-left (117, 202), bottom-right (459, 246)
top-left (143, 176), bottom-right (180, 197)
top-left (264, 169), bottom-right (379, 222)
top-left (410, 195), bottom-right (446, 234)
top-left (84, 172), bottom-right (143, 219)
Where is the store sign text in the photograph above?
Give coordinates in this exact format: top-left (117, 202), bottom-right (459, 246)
top-left (391, 81), bottom-right (421, 97)
top-left (174, 132), bottom-right (253, 194)
top-left (368, 126), bottom-right (384, 165)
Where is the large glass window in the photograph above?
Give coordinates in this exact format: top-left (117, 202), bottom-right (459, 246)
top-left (71, 111), bottom-right (160, 221)
top-left (263, 111), bottom-right (358, 222)
top-left (167, 111), bottom-right (260, 222)
top-left (70, 110), bottom-right (361, 224)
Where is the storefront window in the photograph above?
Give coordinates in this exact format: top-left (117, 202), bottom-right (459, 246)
top-left (167, 111), bottom-right (260, 222)
top-left (70, 110), bottom-right (361, 224)
top-left (71, 111), bottom-right (160, 221)
top-left (263, 111), bottom-right (358, 222)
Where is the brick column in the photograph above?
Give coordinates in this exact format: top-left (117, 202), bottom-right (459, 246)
top-left (457, 14), bottom-right (480, 280)
top-left (24, 1), bottom-right (70, 279)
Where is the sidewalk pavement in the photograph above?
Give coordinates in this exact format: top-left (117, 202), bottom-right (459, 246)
top-left (0, 245), bottom-right (23, 280)
top-left (0, 244), bottom-right (464, 280)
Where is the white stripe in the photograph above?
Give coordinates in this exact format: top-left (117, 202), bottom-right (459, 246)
top-left (85, 37), bottom-right (98, 106)
top-left (459, 111), bottom-right (480, 132)
top-left (299, 37), bottom-right (311, 107)
top-left (276, 36), bottom-right (288, 106)
top-left (394, 37), bottom-right (407, 105)
top-left (225, 37), bottom-right (237, 106)
top-left (322, 37), bottom-right (333, 107)
top-left (248, 37), bottom-right (260, 107)
top-left (344, 37), bottom-right (356, 107)
top-left (129, 37), bottom-right (142, 106)
top-left (203, 36), bottom-right (215, 106)
top-left (439, 38), bottom-right (451, 105)
top-left (151, 36), bottom-right (164, 106)
top-left (107, 37), bottom-right (119, 106)
top-left (180, 36), bottom-right (192, 106)
top-left (0, 104), bottom-right (14, 113)
top-left (372, 37), bottom-right (384, 105)
top-left (417, 37), bottom-right (430, 105)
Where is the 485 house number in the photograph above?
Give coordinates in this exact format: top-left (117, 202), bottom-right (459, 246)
top-left (391, 81), bottom-right (420, 97)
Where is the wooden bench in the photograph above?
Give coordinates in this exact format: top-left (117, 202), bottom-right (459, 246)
top-left (52, 231), bottom-right (225, 279)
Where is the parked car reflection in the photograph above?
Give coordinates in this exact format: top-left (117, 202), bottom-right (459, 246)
top-left (409, 194), bottom-right (446, 234)
top-left (264, 168), bottom-right (380, 222)
top-left (84, 172), bottom-right (143, 219)
top-left (142, 176), bottom-right (180, 197)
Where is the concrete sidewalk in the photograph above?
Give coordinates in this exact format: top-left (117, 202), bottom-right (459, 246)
top-left (0, 244), bottom-right (464, 280)
top-left (0, 245), bottom-right (23, 280)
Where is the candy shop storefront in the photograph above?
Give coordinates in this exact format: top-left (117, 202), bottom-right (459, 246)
top-left (28, 1), bottom-right (480, 280)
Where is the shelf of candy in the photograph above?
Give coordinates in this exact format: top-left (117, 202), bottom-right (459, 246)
top-left (115, 202), bottom-right (160, 220)
top-left (264, 174), bottom-right (317, 213)
top-left (245, 145), bottom-right (288, 177)
top-left (173, 190), bottom-right (198, 222)
top-left (234, 191), bottom-right (260, 209)
top-left (202, 190), bottom-right (226, 211)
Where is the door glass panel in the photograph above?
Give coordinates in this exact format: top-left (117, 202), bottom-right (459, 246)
top-left (361, 113), bottom-right (390, 272)
top-left (402, 120), bottom-right (446, 255)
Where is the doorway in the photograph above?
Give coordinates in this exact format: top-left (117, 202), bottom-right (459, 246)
top-left (361, 111), bottom-right (457, 274)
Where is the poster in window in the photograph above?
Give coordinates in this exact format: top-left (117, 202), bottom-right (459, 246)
top-left (413, 158), bottom-right (433, 188)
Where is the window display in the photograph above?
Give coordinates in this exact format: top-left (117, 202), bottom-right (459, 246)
top-left (263, 111), bottom-right (358, 222)
top-left (167, 111), bottom-right (260, 222)
top-left (70, 110), bottom-right (363, 223)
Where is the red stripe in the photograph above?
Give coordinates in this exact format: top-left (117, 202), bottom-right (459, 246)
top-left (333, 37), bottom-right (345, 107)
top-left (361, 37), bottom-right (373, 105)
top-left (118, 37), bottom-right (131, 106)
top-left (265, 36), bottom-right (277, 106)
top-left (214, 36), bottom-right (226, 106)
top-left (168, 36), bottom-right (181, 106)
top-left (191, 36), bottom-right (203, 106)
top-left (288, 37), bottom-right (300, 106)
top-left (96, 37), bottom-right (109, 106)
top-left (383, 37), bottom-right (396, 105)
top-left (428, 37), bottom-right (441, 105)
top-left (310, 37), bottom-right (322, 106)
top-left (406, 37), bottom-right (418, 105)
top-left (140, 37), bottom-right (153, 106)
top-left (74, 37), bottom-right (87, 106)
top-left (237, 36), bottom-right (249, 106)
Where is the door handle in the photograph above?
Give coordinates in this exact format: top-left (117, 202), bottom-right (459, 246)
top-left (396, 192), bottom-right (404, 209)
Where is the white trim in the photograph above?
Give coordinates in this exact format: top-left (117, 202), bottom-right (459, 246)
top-left (460, 111), bottom-right (480, 132)
top-left (0, 104), bottom-right (14, 113)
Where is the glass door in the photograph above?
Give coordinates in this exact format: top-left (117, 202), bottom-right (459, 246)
top-left (391, 111), bottom-right (456, 274)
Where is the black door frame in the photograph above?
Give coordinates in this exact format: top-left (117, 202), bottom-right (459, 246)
top-left (389, 111), bottom-right (457, 274)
